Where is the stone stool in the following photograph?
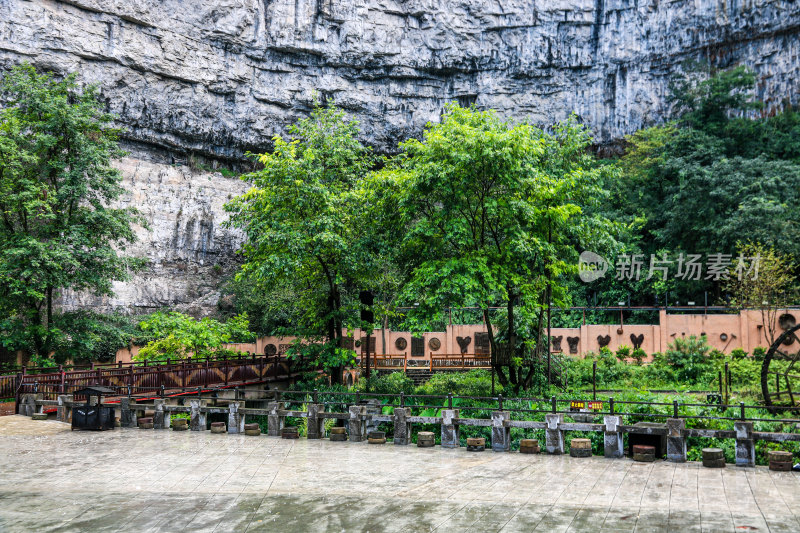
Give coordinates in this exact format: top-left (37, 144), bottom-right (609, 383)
top-left (632, 444), bottom-right (656, 462)
top-left (138, 417), bottom-right (154, 429)
top-left (768, 451), bottom-right (794, 471)
top-left (519, 439), bottom-right (540, 454)
top-left (282, 426), bottom-right (299, 439)
top-left (570, 438), bottom-right (592, 458)
top-left (244, 423), bottom-right (261, 436)
top-left (211, 422), bottom-right (226, 434)
top-left (31, 413), bottom-right (48, 421)
top-left (172, 418), bottom-right (188, 431)
top-left (330, 427), bottom-right (347, 441)
top-left (417, 431), bottom-right (435, 448)
top-left (702, 448), bottom-right (725, 468)
top-left (368, 430), bottom-right (386, 444)
top-left (466, 437), bottom-right (485, 452)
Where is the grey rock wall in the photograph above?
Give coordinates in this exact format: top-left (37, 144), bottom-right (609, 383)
top-left (2, 0), bottom-right (799, 314)
top-left (56, 158), bottom-right (247, 316)
top-left (1, 0), bottom-right (798, 158)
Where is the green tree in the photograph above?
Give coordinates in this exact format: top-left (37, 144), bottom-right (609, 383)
top-left (135, 311), bottom-right (255, 361)
top-left (225, 101), bottom-right (377, 382)
top-left (0, 64), bottom-right (143, 358)
top-left (603, 65), bottom-right (800, 308)
top-left (387, 105), bottom-right (613, 392)
top-left (724, 242), bottom-right (796, 347)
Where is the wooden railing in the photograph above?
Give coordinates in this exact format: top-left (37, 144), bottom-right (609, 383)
top-left (359, 353), bottom-right (495, 372)
top-left (359, 354), bottom-right (409, 371)
top-left (430, 353), bottom-right (492, 370)
top-left (10, 354), bottom-right (295, 405)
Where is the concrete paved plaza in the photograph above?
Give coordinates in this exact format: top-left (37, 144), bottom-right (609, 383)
top-left (0, 416), bottom-right (798, 532)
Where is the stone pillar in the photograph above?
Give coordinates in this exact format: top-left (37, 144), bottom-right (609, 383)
top-left (666, 418), bottom-right (686, 463)
top-left (307, 404), bottom-right (324, 439)
top-left (734, 421), bottom-right (755, 467)
top-left (603, 415), bottom-right (624, 458)
top-left (20, 394), bottom-right (38, 417)
top-left (491, 411), bottom-right (510, 452)
top-left (119, 397), bottom-right (137, 428)
top-left (57, 394), bottom-right (73, 423)
top-left (153, 399), bottom-right (169, 429)
top-left (441, 409), bottom-right (460, 448)
top-left (228, 401), bottom-right (245, 434)
top-left (545, 413), bottom-right (564, 455)
top-left (393, 407), bottom-right (411, 445)
top-left (267, 401), bottom-right (284, 436)
top-left (348, 405), bottom-right (365, 442)
top-left (190, 399), bottom-right (207, 431)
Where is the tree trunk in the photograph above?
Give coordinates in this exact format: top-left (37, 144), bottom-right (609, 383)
top-left (483, 308), bottom-right (509, 388)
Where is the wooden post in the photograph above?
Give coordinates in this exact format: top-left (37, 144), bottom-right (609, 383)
top-left (59, 366), bottom-right (65, 394)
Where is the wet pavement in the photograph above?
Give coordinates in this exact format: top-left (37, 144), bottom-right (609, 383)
top-left (0, 415), bottom-right (798, 532)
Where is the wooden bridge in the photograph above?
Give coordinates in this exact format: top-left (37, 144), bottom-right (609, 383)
top-left (0, 354), bottom-right (298, 409)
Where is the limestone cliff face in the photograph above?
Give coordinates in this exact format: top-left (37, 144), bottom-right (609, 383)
top-left (1, 0), bottom-right (798, 158)
top-left (2, 0), bottom-right (799, 314)
top-left (57, 158), bottom-right (247, 316)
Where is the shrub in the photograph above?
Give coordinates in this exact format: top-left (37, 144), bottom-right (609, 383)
top-left (730, 348), bottom-right (748, 360)
top-left (415, 370), bottom-right (502, 397)
top-left (664, 335), bottom-right (712, 382)
top-left (615, 344), bottom-right (631, 362)
top-left (752, 346), bottom-right (767, 361)
top-left (356, 372), bottom-right (414, 395)
top-left (631, 348), bottom-right (646, 365)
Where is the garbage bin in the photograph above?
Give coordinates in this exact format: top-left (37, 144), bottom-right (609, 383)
top-left (72, 386), bottom-right (116, 431)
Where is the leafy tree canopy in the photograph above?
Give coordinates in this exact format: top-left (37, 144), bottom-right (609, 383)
top-left (384, 104), bottom-right (615, 391)
top-left (225, 100), bottom-right (378, 381)
top-left (135, 311), bottom-right (254, 361)
top-left (0, 63), bottom-right (144, 357)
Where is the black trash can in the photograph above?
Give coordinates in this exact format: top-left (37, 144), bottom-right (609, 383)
top-left (72, 386), bottom-right (116, 431)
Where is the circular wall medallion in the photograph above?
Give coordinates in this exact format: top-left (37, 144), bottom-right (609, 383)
top-left (779, 313), bottom-right (796, 330)
top-left (428, 337), bottom-right (441, 351)
top-left (354, 339), bottom-right (361, 348)
top-left (720, 333), bottom-right (728, 342)
top-left (779, 314), bottom-right (797, 345)
top-left (265, 344), bottom-right (277, 355)
top-left (395, 337), bottom-right (408, 351)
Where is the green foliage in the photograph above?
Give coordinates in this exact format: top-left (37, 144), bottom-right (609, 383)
top-left (615, 344), bottom-right (631, 361)
top-left (47, 312), bottom-right (144, 364)
top-left (356, 372), bottom-right (415, 395)
top-left (134, 311), bottom-right (255, 361)
top-left (385, 104), bottom-right (615, 391)
top-left (670, 65), bottom-right (761, 136)
top-left (579, 65), bottom-right (800, 314)
top-left (415, 370), bottom-right (502, 397)
top-left (663, 335), bottom-right (713, 382)
top-left (0, 64), bottom-right (144, 357)
top-left (225, 100), bottom-right (377, 380)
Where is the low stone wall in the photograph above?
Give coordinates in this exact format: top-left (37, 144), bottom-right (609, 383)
top-left (26, 393), bottom-right (800, 467)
